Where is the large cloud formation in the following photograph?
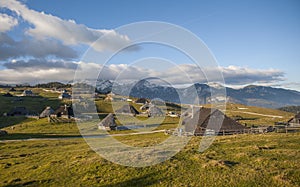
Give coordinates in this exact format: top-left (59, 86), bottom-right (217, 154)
top-left (0, 0), bottom-right (287, 89)
top-left (0, 0), bottom-right (131, 52)
top-left (0, 33), bottom-right (78, 60)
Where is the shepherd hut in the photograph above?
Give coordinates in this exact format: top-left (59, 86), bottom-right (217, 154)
top-left (40, 106), bottom-right (55, 118)
top-left (182, 107), bottom-right (247, 135)
top-left (3, 92), bottom-right (13, 97)
top-left (22, 90), bottom-right (34, 96)
top-left (115, 105), bottom-right (139, 116)
top-left (98, 113), bottom-right (117, 130)
top-left (288, 112), bottom-right (300, 127)
top-left (135, 98), bottom-right (149, 105)
top-left (147, 105), bottom-right (164, 117)
top-left (53, 105), bottom-right (74, 119)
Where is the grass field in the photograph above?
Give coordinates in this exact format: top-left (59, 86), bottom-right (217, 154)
top-left (0, 133), bottom-right (299, 186)
top-left (0, 118), bottom-right (80, 140)
top-left (225, 103), bottom-right (294, 126)
top-left (0, 95), bottom-right (61, 116)
top-left (0, 89), bottom-right (299, 186)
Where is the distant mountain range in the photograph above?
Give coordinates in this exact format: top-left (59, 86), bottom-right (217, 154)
top-left (96, 79), bottom-right (300, 109)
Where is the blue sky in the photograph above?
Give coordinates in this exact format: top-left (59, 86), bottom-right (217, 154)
top-left (0, 0), bottom-right (299, 90)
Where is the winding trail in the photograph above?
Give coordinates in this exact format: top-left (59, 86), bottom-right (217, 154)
top-left (231, 111), bottom-right (283, 118)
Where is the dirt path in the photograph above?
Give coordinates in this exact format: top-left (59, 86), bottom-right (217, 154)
top-left (231, 111), bottom-right (283, 118)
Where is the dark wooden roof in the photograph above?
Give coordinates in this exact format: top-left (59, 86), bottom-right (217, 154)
top-left (40, 106), bottom-right (54, 118)
top-left (54, 105), bottom-right (74, 117)
top-left (148, 105), bottom-right (164, 116)
top-left (182, 107), bottom-right (247, 133)
top-left (115, 105), bottom-right (139, 115)
top-left (135, 98), bottom-right (149, 104)
top-left (3, 92), bottom-right (13, 97)
top-left (98, 113), bottom-right (116, 127)
top-left (288, 112), bottom-right (300, 123)
top-left (9, 87), bottom-right (16, 92)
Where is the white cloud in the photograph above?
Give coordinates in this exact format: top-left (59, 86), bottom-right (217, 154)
top-left (0, 13), bottom-right (18, 32)
top-left (221, 65), bottom-right (284, 84)
top-left (0, 0), bottom-right (131, 51)
top-left (3, 59), bottom-right (78, 70)
top-left (0, 33), bottom-right (78, 60)
top-left (0, 68), bottom-right (76, 84)
top-left (0, 61), bottom-right (285, 87)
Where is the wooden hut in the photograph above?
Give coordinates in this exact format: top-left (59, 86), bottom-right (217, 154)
top-left (9, 87), bottom-right (16, 92)
top-left (182, 107), bottom-right (247, 135)
top-left (147, 105), bottom-right (164, 117)
top-left (135, 98), bottom-right (149, 104)
top-left (3, 92), bottom-right (13, 97)
top-left (115, 105), bottom-right (139, 116)
top-left (98, 113), bottom-right (116, 130)
top-left (53, 105), bottom-right (74, 119)
top-left (40, 106), bottom-right (54, 118)
top-left (58, 92), bottom-right (72, 99)
top-left (22, 90), bottom-right (34, 96)
top-left (288, 112), bottom-right (300, 127)
top-left (140, 103), bottom-right (151, 110)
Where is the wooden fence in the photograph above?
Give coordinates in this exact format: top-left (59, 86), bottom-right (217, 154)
top-left (166, 126), bottom-right (300, 136)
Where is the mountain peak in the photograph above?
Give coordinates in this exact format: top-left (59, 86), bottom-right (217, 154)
top-left (95, 80), bottom-right (300, 108)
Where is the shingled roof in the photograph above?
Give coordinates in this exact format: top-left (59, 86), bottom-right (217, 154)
top-left (54, 105), bottom-right (74, 118)
top-left (98, 113), bottom-right (116, 130)
top-left (3, 92), bottom-right (13, 97)
top-left (135, 98), bottom-right (149, 104)
top-left (148, 105), bottom-right (164, 117)
top-left (40, 106), bottom-right (54, 118)
top-left (182, 107), bottom-right (247, 134)
top-left (115, 104), bottom-right (139, 116)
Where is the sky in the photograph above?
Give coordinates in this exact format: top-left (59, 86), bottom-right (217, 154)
top-left (0, 0), bottom-right (299, 90)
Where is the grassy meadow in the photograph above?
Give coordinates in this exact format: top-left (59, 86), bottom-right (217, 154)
top-left (0, 133), bottom-right (300, 186)
top-left (0, 88), bottom-right (299, 186)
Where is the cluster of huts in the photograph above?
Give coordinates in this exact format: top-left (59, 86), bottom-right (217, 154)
top-left (114, 103), bottom-right (164, 117)
top-left (6, 105), bottom-right (74, 119)
top-left (99, 101), bottom-right (300, 135)
top-left (3, 88), bottom-right (71, 100)
top-left (2, 89), bottom-right (300, 135)
top-left (39, 105), bottom-right (74, 119)
top-left (2, 89), bottom-right (34, 97)
top-left (98, 106), bottom-right (247, 133)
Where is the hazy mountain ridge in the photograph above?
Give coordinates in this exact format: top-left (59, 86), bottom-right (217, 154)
top-left (95, 80), bottom-right (300, 108)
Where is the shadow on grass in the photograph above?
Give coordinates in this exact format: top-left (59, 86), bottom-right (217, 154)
top-left (100, 172), bottom-right (162, 187)
top-left (3, 179), bottom-right (53, 187)
top-left (0, 133), bottom-right (82, 140)
top-left (0, 117), bottom-right (28, 129)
